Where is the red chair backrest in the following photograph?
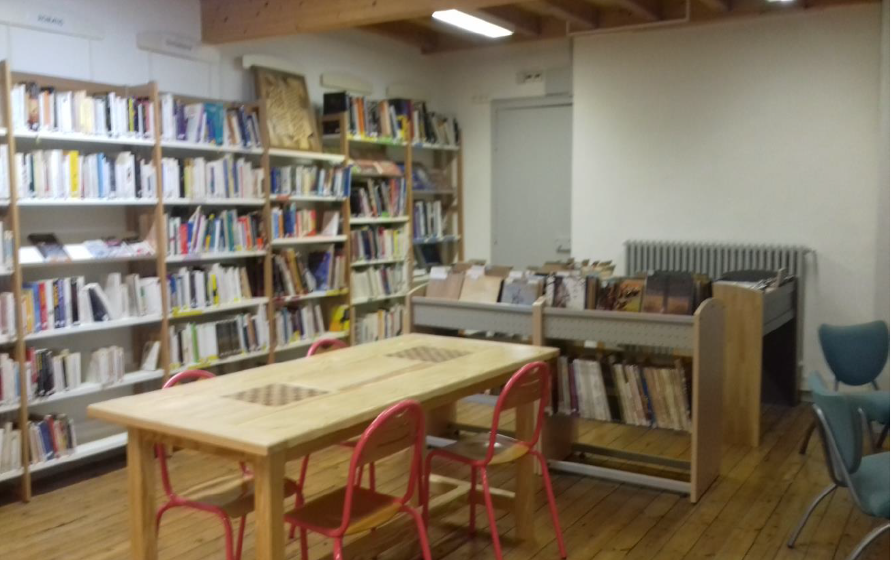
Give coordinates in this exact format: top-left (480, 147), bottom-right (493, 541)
top-left (157, 370), bottom-right (216, 496)
top-left (307, 338), bottom-right (348, 357)
top-left (487, 361), bottom-right (551, 464)
top-left (338, 400), bottom-right (426, 535)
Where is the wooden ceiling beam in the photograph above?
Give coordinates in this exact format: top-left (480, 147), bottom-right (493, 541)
top-left (582, 0), bottom-right (660, 21)
top-left (526, 0), bottom-right (599, 29)
top-left (200, 0), bottom-right (518, 43)
top-left (474, 5), bottom-right (543, 37)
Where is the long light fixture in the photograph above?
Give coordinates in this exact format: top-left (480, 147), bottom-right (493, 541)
top-left (431, 9), bottom-right (513, 38)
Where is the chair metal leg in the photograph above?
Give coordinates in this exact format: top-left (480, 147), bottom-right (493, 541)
top-left (787, 483), bottom-right (836, 548)
top-left (535, 451), bottom-right (567, 559)
top-left (368, 462), bottom-right (376, 492)
top-left (403, 505), bottom-right (433, 559)
top-left (298, 454), bottom-right (310, 491)
top-left (221, 517), bottom-right (235, 560)
top-left (469, 466), bottom-right (478, 536)
top-left (300, 528), bottom-right (309, 560)
top-left (480, 469), bottom-right (503, 559)
top-left (876, 424), bottom-right (889, 450)
top-left (799, 422), bottom-right (816, 455)
top-left (235, 516), bottom-right (246, 560)
top-left (422, 452), bottom-right (435, 526)
top-left (333, 537), bottom-right (344, 560)
top-left (848, 522), bottom-right (890, 560)
top-left (155, 500), bottom-right (173, 533)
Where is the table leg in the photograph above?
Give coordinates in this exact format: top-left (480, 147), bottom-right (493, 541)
top-left (127, 429), bottom-right (157, 559)
top-left (254, 451), bottom-right (285, 559)
top-left (514, 402), bottom-right (535, 542)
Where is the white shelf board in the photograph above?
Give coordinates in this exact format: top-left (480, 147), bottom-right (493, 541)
top-left (15, 129), bottom-right (155, 148)
top-left (165, 197), bottom-right (265, 207)
top-left (0, 269), bottom-right (11, 276)
top-left (18, 198), bottom-right (158, 207)
top-left (413, 235), bottom-right (462, 245)
top-left (25, 315), bottom-right (162, 342)
top-left (0, 467), bottom-right (24, 484)
top-left (272, 235), bottom-right (346, 247)
top-left (274, 331), bottom-right (349, 354)
top-left (272, 194), bottom-right (346, 204)
top-left (0, 334), bottom-right (15, 346)
top-left (29, 433), bottom-right (128, 474)
top-left (21, 254), bottom-right (157, 268)
top-left (351, 257), bottom-right (407, 267)
top-left (268, 148), bottom-right (346, 163)
top-left (351, 292), bottom-right (407, 306)
top-left (273, 289), bottom-right (348, 304)
top-left (170, 348), bottom-right (269, 374)
top-left (171, 297), bottom-right (268, 319)
top-left (413, 142), bottom-right (460, 152)
top-left (27, 369), bottom-right (165, 408)
top-left (166, 250), bottom-right (267, 263)
top-left (323, 134), bottom-right (408, 147)
top-left (161, 139), bottom-right (263, 155)
top-left (0, 402), bottom-right (20, 415)
top-left (412, 190), bottom-right (457, 199)
top-left (349, 216), bottom-right (409, 225)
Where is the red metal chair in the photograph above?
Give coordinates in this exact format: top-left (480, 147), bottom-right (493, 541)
top-left (154, 369), bottom-right (301, 559)
top-left (284, 399), bottom-right (432, 560)
top-left (423, 361), bottom-right (567, 559)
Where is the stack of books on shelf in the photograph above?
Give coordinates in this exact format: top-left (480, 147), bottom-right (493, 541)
top-left (0, 422), bottom-right (23, 475)
top-left (272, 248), bottom-right (346, 297)
top-left (0, 354), bottom-right (21, 407)
top-left (413, 201), bottom-right (444, 238)
top-left (356, 304), bottom-right (404, 344)
top-left (352, 265), bottom-right (405, 302)
top-left (271, 207), bottom-right (340, 239)
top-left (16, 150), bottom-right (156, 200)
top-left (10, 82), bottom-right (154, 139)
top-left (168, 264), bottom-right (262, 313)
top-left (159, 95), bottom-right (261, 149)
top-left (351, 179), bottom-right (406, 219)
top-left (161, 155), bottom-right (264, 201)
top-left (0, 145), bottom-right (9, 199)
top-left (21, 273), bottom-right (163, 335)
top-left (274, 304), bottom-right (327, 346)
top-left (20, 235), bottom-right (156, 266)
top-left (169, 308), bottom-right (269, 369)
top-left (271, 165), bottom-right (350, 199)
top-left (350, 227), bottom-right (407, 262)
top-left (167, 208), bottom-right (264, 256)
top-left (554, 356), bottom-right (692, 431)
top-left (0, 292), bottom-right (15, 339)
top-left (408, 101), bottom-right (460, 147)
top-left (27, 348), bottom-right (84, 397)
top-left (27, 413), bottom-right (77, 464)
top-left (410, 162), bottom-right (453, 193)
top-left (323, 93), bottom-right (412, 142)
top-left (0, 226), bottom-right (13, 271)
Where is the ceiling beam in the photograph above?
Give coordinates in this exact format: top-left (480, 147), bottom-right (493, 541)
top-left (474, 5), bottom-right (543, 36)
top-left (200, 0), bottom-right (517, 44)
top-left (527, 0), bottom-right (599, 29)
top-left (697, 0), bottom-right (732, 11)
top-left (582, 0), bottom-right (660, 21)
top-left (364, 21), bottom-right (442, 53)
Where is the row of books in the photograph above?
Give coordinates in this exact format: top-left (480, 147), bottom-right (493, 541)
top-left (20, 234), bottom-right (154, 265)
top-left (554, 357), bottom-right (692, 431)
top-left (350, 227), bottom-right (407, 262)
top-left (0, 422), bottom-right (22, 473)
top-left (270, 165), bottom-right (351, 199)
top-left (323, 93), bottom-right (412, 142)
top-left (28, 346), bottom-right (129, 398)
top-left (352, 265), bottom-right (406, 301)
top-left (0, 293), bottom-right (13, 340)
top-left (159, 95), bottom-right (262, 148)
top-left (0, 354), bottom-right (20, 406)
top-left (271, 248), bottom-right (347, 297)
top-left (168, 264), bottom-right (261, 313)
top-left (270, 207), bottom-right (340, 239)
top-left (273, 304), bottom-right (327, 346)
top-left (0, 225), bottom-right (13, 270)
top-left (169, 309), bottom-right (269, 369)
top-left (350, 179), bottom-right (407, 219)
top-left (167, 208), bottom-right (264, 256)
top-left (408, 101), bottom-right (460, 147)
top-left (413, 201), bottom-right (445, 239)
top-left (11, 82), bottom-right (153, 139)
top-left (28, 413), bottom-right (77, 464)
top-left (0, 146), bottom-right (8, 199)
top-left (16, 150), bottom-right (155, 201)
top-left (355, 304), bottom-right (404, 345)
top-left (160, 155), bottom-right (264, 201)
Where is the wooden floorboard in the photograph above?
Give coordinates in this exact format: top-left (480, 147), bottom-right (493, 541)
top-left (0, 401), bottom-right (887, 560)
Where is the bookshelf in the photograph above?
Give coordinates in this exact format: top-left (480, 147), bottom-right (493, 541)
top-left (0, 65), bottom-right (354, 502)
top-left (405, 287), bottom-right (725, 503)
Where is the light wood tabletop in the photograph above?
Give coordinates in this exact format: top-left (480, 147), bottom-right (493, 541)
top-left (88, 333), bottom-right (559, 559)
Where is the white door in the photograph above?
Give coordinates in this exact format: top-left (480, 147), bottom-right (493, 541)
top-left (492, 97), bottom-right (572, 267)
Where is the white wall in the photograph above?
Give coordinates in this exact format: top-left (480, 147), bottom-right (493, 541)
top-left (433, 39), bottom-right (572, 260)
top-left (572, 5), bottom-right (888, 387)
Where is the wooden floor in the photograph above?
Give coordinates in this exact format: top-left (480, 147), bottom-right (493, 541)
top-left (0, 401), bottom-right (888, 560)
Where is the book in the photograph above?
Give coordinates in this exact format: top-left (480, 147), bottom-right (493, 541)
top-left (458, 268), bottom-right (503, 304)
top-left (499, 276), bottom-right (543, 305)
top-left (140, 341), bottom-right (161, 371)
top-left (28, 234), bottom-right (69, 262)
top-left (426, 267), bottom-right (465, 300)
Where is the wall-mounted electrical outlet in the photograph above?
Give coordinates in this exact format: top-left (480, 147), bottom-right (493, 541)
top-left (516, 70), bottom-right (544, 85)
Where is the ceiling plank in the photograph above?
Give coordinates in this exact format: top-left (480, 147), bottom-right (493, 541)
top-left (582, 0), bottom-right (660, 21)
top-left (474, 5), bottom-right (543, 36)
top-left (524, 0), bottom-right (599, 29)
top-left (200, 0), bottom-right (517, 44)
top-left (364, 21), bottom-right (442, 53)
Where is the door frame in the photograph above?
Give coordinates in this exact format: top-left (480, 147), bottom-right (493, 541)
top-left (490, 95), bottom-right (573, 264)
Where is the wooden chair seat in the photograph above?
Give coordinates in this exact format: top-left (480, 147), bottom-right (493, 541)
top-left (436, 432), bottom-right (530, 466)
top-left (285, 486), bottom-right (402, 536)
top-left (178, 474), bottom-right (301, 518)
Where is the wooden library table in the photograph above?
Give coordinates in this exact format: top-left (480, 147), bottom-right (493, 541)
top-left (88, 333), bottom-right (558, 559)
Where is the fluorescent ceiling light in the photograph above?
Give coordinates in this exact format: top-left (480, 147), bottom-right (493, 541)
top-left (432, 10), bottom-right (513, 38)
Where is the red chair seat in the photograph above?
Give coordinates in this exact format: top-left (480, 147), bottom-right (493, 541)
top-left (435, 432), bottom-right (529, 466)
top-left (178, 474), bottom-right (301, 519)
top-left (285, 486), bottom-right (402, 536)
